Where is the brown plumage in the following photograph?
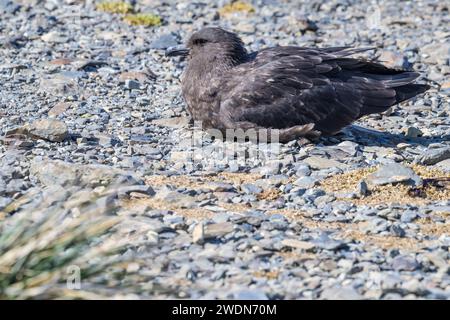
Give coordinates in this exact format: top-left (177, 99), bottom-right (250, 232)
top-left (166, 27), bottom-right (429, 142)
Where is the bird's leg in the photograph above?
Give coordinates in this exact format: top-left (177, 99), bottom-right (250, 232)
top-left (229, 121), bottom-right (321, 143)
top-left (278, 123), bottom-right (321, 143)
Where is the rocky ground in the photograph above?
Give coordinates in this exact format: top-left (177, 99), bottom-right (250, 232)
top-left (0, 0), bottom-right (449, 299)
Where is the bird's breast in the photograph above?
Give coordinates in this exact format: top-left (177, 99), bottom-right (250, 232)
top-left (181, 74), bottom-right (221, 129)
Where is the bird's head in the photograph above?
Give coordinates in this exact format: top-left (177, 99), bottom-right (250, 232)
top-left (166, 27), bottom-right (248, 65)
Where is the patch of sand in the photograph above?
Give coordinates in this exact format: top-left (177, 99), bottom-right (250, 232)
top-left (320, 165), bottom-right (450, 205)
top-left (144, 172), bottom-right (262, 189)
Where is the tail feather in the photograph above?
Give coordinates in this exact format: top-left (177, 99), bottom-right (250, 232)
top-left (359, 83), bottom-right (429, 116)
top-left (395, 83), bottom-right (430, 104)
top-left (374, 72), bottom-right (420, 88)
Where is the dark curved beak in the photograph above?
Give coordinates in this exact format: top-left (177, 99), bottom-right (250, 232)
top-left (165, 45), bottom-right (189, 57)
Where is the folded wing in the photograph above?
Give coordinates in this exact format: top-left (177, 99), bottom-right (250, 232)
top-left (219, 47), bottom-right (428, 135)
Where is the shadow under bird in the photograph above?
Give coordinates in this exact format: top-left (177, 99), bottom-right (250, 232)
top-left (166, 27), bottom-right (429, 142)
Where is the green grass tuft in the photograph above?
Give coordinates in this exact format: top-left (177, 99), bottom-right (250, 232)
top-left (96, 1), bottom-right (133, 14)
top-left (219, 1), bottom-right (255, 16)
top-left (123, 13), bottom-right (162, 26)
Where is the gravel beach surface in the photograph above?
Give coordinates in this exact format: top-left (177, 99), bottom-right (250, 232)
top-left (0, 0), bottom-right (449, 299)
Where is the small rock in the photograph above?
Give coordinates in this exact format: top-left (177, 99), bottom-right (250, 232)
top-left (260, 160), bottom-right (281, 175)
top-left (390, 224), bottom-right (406, 237)
top-left (435, 159), bottom-right (450, 172)
top-left (0, 0), bottom-right (20, 14)
top-left (192, 222), bottom-right (205, 244)
top-left (151, 117), bottom-right (191, 129)
top-left (441, 82), bottom-right (450, 96)
top-left (235, 22), bottom-right (256, 34)
top-left (321, 286), bottom-right (362, 300)
top-left (241, 183), bottom-right (262, 194)
top-left (404, 126), bottom-right (423, 138)
top-left (268, 214), bottom-right (289, 230)
top-left (48, 102), bottom-right (71, 117)
top-left (40, 73), bottom-right (81, 96)
top-left (400, 210), bottom-right (418, 223)
top-left (0, 196), bottom-right (12, 209)
top-left (281, 239), bottom-right (316, 251)
top-left (193, 222), bottom-right (234, 244)
top-left (205, 222), bottom-right (234, 238)
top-left (233, 290), bottom-right (268, 300)
top-left (294, 164), bottom-right (311, 177)
top-left (27, 119), bottom-right (69, 142)
top-left (41, 31), bottom-right (68, 43)
top-left (117, 185), bottom-right (155, 198)
top-left (356, 180), bottom-right (369, 197)
top-left (313, 236), bottom-right (346, 251)
top-left (421, 42), bottom-right (450, 65)
top-left (124, 79), bottom-right (140, 90)
top-left (205, 182), bottom-right (235, 192)
top-left (391, 255), bottom-right (419, 271)
top-left (336, 141), bottom-right (359, 156)
top-left (119, 71), bottom-right (152, 83)
top-left (379, 50), bottom-right (408, 69)
top-left (293, 176), bottom-right (318, 188)
top-left (150, 34), bottom-right (178, 49)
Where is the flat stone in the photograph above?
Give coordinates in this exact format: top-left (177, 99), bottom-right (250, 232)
top-left (321, 286), bottom-right (363, 300)
top-left (48, 58), bottom-right (74, 66)
top-left (336, 140), bottom-right (359, 156)
top-left (40, 74), bottom-right (80, 96)
top-left (241, 183), bottom-right (262, 194)
top-left (71, 59), bottom-right (107, 71)
top-left (204, 222), bottom-right (234, 238)
top-left (26, 119), bottom-right (68, 142)
top-left (48, 102), bottom-right (71, 117)
top-left (192, 222), bottom-right (234, 243)
top-left (41, 31), bottom-right (68, 43)
top-left (119, 71), bottom-right (152, 83)
top-left (151, 117), bottom-right (191, 128)
top-left (400, 210), bottom-right (419, 223)
top-left (303, 156), bottom-right (347, 170)
top-left (435, 158), bottom-right (450, 172)
top-left (293, 176), bottom-right (318, 188)
top-left (157, 191), bottom-right (197, 209)
top-left (281, 239), bottom-right (316, 251)
top-left (365, 163), bottom-right (422, 187)
top-left (30, 160), bottom-right (141, 188)
top-left (391, 255), bottom-right (419, 271)
top-left (414, 147), bottom-right (450, 165)
top-left (204, 182), bottom-right (235, 192)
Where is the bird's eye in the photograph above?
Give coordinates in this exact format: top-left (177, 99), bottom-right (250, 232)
top-left (193, 38), bottom-right (208, 45)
